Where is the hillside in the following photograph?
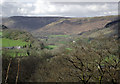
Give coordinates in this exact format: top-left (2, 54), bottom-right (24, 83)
top-left (2, 16), bottom-right (65, 31)
top-left (33, 15), bottom-right (118, 35)
top-left (2, 27), bottom-right (44, 49)
top-left (29, 20), bottom-right (120, 82)
top-left (78, 19), bottom-right (119, 38)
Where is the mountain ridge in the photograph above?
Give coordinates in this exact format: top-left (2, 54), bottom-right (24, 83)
top-left (33, 15), bottom-right (118, 35)
top-left (2, 16), bottom-right (67, 31)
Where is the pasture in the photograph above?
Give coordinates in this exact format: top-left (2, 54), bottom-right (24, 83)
top-left (45, 45), bottom-right (57, 49)
top-left (49, 35), bottom-right (69, 38)
top-left (2, 38), bottom-right (29, 47)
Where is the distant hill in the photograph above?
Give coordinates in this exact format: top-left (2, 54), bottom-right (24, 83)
top-left (78, 18), bottom-right (120, 38)
top-left (33, 15), bottom-right (118, 35)
top-left (2, 15), bottom-right (118, 36)
top-left (105, 19), bottom-right (120, 28)
top-left (2, 16), bottom-right (65, 31)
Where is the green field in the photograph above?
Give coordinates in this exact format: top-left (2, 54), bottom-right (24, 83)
top-left (2, 38), bottom-right (29, 47)
top-left (1, 38), bottom-right (29, 57)
top-left (58, 41), bottom-right (66, 44)
top-left (45, 45), bottom-right (57, 49)
top-left (66, 48), bottom-right (72, 51)
top-left (49, 35), bottom-right (69, 38)
top-left (0, 32), bottom-right (2, 36)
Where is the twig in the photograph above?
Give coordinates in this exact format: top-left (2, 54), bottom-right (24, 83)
top-left (5, 58), bottom-right (12, 84)
top-left (15, 58), bottom-right (20, 84)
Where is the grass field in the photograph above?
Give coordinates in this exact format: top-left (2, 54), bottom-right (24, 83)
top-left (1, 38), bottom-right (29, 57)
top-left (0, 32), bottom-right (2, 36)
top-left (45, 45), bottom-right (57, 49)
top-left (2, 38), bottom-right (29, 47)
top-left (58, 41), bottom-right (66, 44)
top-left (49, 35), bottom-right (69, 38)
top-left (66, 48), bottom-right (72, 51)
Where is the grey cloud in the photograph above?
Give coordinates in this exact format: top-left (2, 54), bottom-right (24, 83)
top-left (1, 1), bottom-right (118, 17)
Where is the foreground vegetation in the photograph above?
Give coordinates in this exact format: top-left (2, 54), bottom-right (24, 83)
top-left (2, 36), bottom-right (120, 83)
top-left (28, 37), bottom-right (120, 83)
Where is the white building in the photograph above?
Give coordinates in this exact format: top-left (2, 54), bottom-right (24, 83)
top-left (15, 46), bottom-right (21, 49)
top-left (73, 41), bottom-right (76, 43)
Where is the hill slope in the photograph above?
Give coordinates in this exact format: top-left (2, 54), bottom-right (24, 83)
top-left (33, 15), bottom-right (118, 35)
top-left (2, 28), bottom-right (44, 49)
top-left (78, 19), bottom-right (119, 38)
top-left (2, 16), bottom-right (65, 31)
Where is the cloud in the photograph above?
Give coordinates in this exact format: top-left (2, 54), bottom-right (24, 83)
top-left (29, 1), bottom-right (118, 17)
top-left (31, 0), bottom-right (56, 14)
top-left (1, 0), bottom-right (118, 17)
top-left (0, 0), bottom-right (6, 5)
top-left (1, 0), bottom-right (119, 3)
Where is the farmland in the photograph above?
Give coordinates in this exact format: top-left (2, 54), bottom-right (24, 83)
top-left (2, 38), bottom-right (29, 47)
top-left (1, 29), bottom-right (42, 59)
top-left (1, 37), bottom-right (30, 58)
top-left (44, 45), bottom-right (57, 49)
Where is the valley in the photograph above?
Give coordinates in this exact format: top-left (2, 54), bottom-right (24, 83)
top-left (1, 15), bottom-right (120, 83)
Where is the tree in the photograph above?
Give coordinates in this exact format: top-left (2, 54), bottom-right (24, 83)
top-left (2, 25), bottom-right (8, 29)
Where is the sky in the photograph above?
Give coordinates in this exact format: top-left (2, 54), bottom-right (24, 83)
top-left (0, 0), bottom-right (119, 17)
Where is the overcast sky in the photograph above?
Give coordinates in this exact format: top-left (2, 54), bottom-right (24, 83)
top-left (0, 0), bottom-right (119, 17)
